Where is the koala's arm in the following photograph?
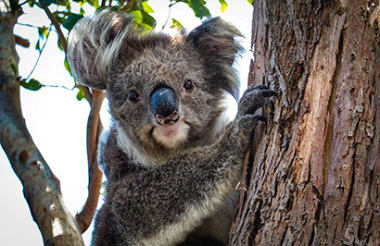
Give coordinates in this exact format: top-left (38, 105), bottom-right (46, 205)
top-left (92, 86), bottom-right (275, 246)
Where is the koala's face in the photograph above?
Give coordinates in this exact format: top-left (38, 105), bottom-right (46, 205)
top-left (68, 11), bottom-right (242, 157)
top-left (107, 40), bottom-right (224, 151)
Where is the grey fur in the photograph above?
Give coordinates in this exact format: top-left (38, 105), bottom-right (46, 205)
top-left (67, 10), bottom-right (274, 246)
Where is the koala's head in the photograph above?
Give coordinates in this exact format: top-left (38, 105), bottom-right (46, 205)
top-left (68, 10), bottom-right (242, 164)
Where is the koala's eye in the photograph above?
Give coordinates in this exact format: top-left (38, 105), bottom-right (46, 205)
top-left (128, 90), bottom-right (140, 103)
top-left (183, 80), bottom-right (195, 92)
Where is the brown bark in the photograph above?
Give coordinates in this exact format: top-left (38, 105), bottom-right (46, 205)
top-left (76, 89), bottom-right (104, 233)
top-left (230, 0), bottom-right (380, 245)
top-left (0, 1), bottom-right (84, 245)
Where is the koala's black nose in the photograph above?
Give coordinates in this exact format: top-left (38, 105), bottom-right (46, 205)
top-left (151, 87), bottom-right (179, 125)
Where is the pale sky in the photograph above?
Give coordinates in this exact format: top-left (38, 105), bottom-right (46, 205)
top-left (0, 1), bottom-right (253, 245)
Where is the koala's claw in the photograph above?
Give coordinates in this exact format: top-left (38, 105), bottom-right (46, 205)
top-left (259, 89), bottom-right (277, 98)
top-left (254, 115), bottom-right (267, 123)
top-left (251, 85), bottom-right (269, 90)
top-left (238, 85), bottom-right (276, 117)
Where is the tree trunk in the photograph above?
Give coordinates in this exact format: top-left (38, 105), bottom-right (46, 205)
top-left (0, 1), bottom-right (84, 245)
top-left (230, 0), bottom-right (380, 245)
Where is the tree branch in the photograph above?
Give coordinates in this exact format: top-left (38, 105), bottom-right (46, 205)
top-left (38, 0), bottom-right (67, 53)
top-left (0, 2), bottom-right (83, 244)
top-left (14, 34), bottom-right (30, 47)
top-left (76, 90), bottom-right (105, 233)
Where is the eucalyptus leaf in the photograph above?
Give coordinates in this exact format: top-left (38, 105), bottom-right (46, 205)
top-left (64, 58), bottom-right (72, 76)
top-left (141, 1), bottom-right (154, 13)
top-left (63, 14), bottom-right (84, 31)
top-left (219, 0), bottom-right (228, 12)
top-left (40, 0), bottom-right (58, 6)
top-left (76, 86), bottom-right (86, 101)
top-left (170, 18), bottom-right (183, 30)
top-left (20, 78), bottom-right (43, 91)
top-left (189, 0), bottom-right (211, 19)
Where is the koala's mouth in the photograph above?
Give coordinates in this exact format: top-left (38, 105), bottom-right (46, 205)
top-left (152, 119), bottom-right (190, 148)
top-left (155, 111), bottom-right (179, 125)
top-left (156, 120), bottom-right (181, 137)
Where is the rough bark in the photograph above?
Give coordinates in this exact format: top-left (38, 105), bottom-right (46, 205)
top-left (0, 1), bottom-right (84, 245)
top-left (230, 0), bottom-right (380, 245)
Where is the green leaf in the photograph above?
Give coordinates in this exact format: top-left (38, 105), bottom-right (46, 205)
top-left (141, 1), bottom-right (154, 14)
top-left (218, 0), bottom-right (228, 12)
top-left (189, 0), bottom-right (211, 19)
top-left (141, 10), bottom-right (156, 27)
top-left (10, 63), bottom-right (18, 76)
top-left (40, 0), bottom-right (58, 6)
top-left (247, 0), bottom-right (253, 5)
top-left (76, 86), bottom-right (86, 101)
top-left (130, 10), bottom-right (156, 29)
top-left (28, 0), bottom-right (35, 7)
top-left (87, 0), bottom-right (99, 8)
top-left (64, 58), bottom-right (72, 76)
top-left (170, 18), bottom-right (183, 30)
top-left (35, 40), bottom-right (40, 51)
top-left (63, 14), bottom-right (83, 31)
top-left (38, 27), bottom-right (48, 39)
top-left (20, 78), bottom-right (43, 91)
top-left (59, 0), bottom-right (72, 9)
top-left (130, 9), bottom-right (143, 24)
top-left (57, 39), bottom-right (64, 51)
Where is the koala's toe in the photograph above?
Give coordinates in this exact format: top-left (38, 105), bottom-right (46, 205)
top-left (251, 85), bottom-right (269, 90)
top-left (258, 88), bottom-right (277, 98)
top-left (238, 86), bottom-right (276, 116)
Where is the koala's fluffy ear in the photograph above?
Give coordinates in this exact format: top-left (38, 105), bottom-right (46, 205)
top-left (67, 10), bottom-right (136, 90)
top-left (186, 17), bottom-right (243, 65)
top-left (186, 18), bottom-right (243, 100)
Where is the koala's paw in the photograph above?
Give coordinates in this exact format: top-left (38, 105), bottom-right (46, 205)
top-left (238, 85), bottom-right (277, 117)
top-left (234, 85), bottom-right (276, 148)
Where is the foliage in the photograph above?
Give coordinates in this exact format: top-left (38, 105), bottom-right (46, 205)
top-left (16, 0), bottom-right (252, 100)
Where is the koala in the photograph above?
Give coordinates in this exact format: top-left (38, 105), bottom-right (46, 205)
top-left (67, 10), bottom-right (275, 246)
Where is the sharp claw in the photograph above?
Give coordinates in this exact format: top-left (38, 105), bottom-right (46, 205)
top-left (253, 115), bottom-right (267, 122)
top-left (260, 89), bottom-right (277, 97)
top-left (251, 85), bottom-right (269, 90)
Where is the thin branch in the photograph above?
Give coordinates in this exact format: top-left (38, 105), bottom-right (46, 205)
top-left (14, 34), bottom-right (30, 47)
top-left (24, 25), bottom-right (52, 81)
top-left (76, 90), bottom-right (105, 233)
top-left (19, 0), bottom-right (30, 6)
top-left (41, 83), bottom-right (75, 90)
top-left (17, 22), bottom-right (38, 28)
top-left (38, 0), bottom-right (67, 53)
top-left (120, 0), bottom-right (136, 13)
top-left (81, 86), bottom-right (93, 104)
top-left (161, 1), bottom-right (173, 31)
